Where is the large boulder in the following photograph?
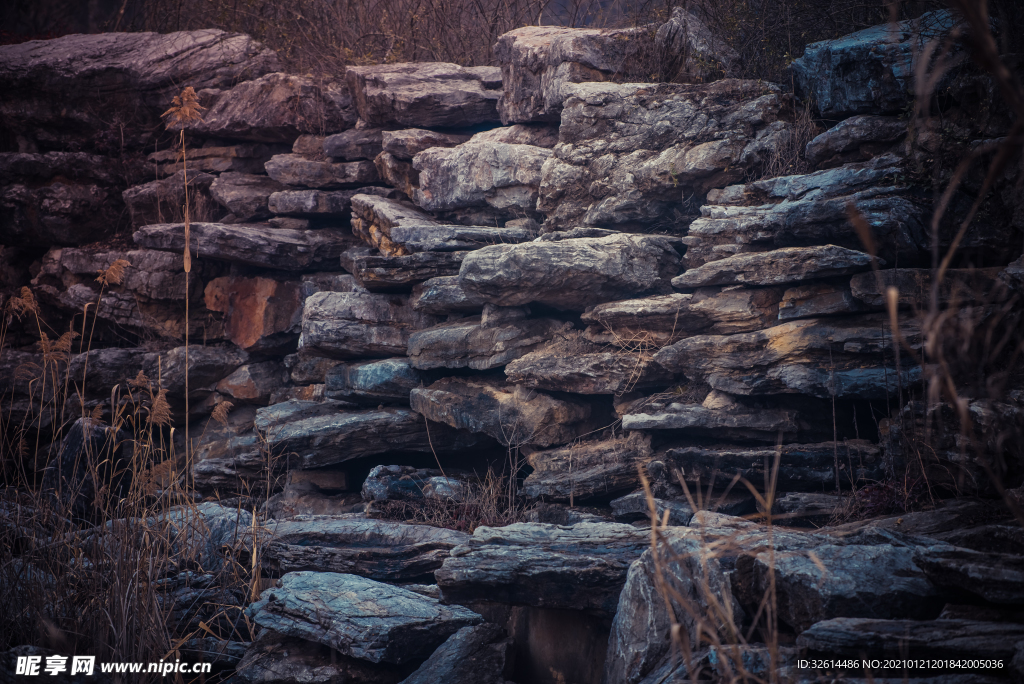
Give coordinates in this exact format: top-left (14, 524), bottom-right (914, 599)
top-left (168, 72), bottom-right (357, 142)
top-left (412, 141), bottom-right (551, 215)
top-left (537, 79), bottom-right (790, 230)
top-left (435, 522), bottom-right (649, 615)
top-left (246, 571), bottom-right (482, 665)
top-left (458, 234), bottom-right (680, 310)
top-left (345, 63), bottom-right (502, 128)
top-left (791, 10), bottom-right (961, 118)
top-left (0, 30), bottom-right (280, 151)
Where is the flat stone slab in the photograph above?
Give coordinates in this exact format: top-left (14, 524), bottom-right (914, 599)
top-left (408, 315), bottom-right (569, 371)
top-left (340, 247), bottom-right (466, 292)
top-left (268, 187), bottom-right (396, 216)
top-left (673, 245), bottom-right (875, 289)
top-left (265, 154), bottom-right (379, 188)
top-left (246, 571), bottom-right (483, 664)
top-left (399, 624), bottom-right (510, 684)
top-left (299, 291), bottom-right (441, 359)
top-left (804, 115), bottom-right (906, 166)
top-left (210, 172), bottom-right (288, 221)
top-left (264, 517), bottom-right (470, 580)
top-left (505, 345), bottom-right (670, 395)
top-left (133, 222), bottom-right (356, 271)
top-left (235, 630), bottom-right (405, 684)
top-left (410, 276), bottom-right (487, 314)
top-left (621, 400), bottom-right (806, 442)
top-left (913, 547), bottom-right (1024, 605)
top-left (521, 433), bottom-right (653, 502)
top-left (435, 522), bottom-right (649, 615)
top-left (382, 128), bottom-right (471, 160)
top-left (324, 357), bottom-right (437, 405)
top-left (459, 234), bottom-right (680, 310)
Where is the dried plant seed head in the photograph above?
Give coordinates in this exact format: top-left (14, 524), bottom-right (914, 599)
top-left (150, 388), bottom-right (172, 427)
top-left (162, 87), bottom-right (206, 128)
top-left (8, 286), bottom-right (40, 319)
top-left (128, 369), bottom-right (151, 389)
top-left (96, 258), bottom-right (131, 287)
top-left (90, 404), bottom-right (104, 425)
top-left (211, 401), bottom-right (234, 427)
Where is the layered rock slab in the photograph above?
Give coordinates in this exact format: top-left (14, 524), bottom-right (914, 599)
top-left (209, 172), bottom-right (287, 221)
top-left (324, 358), bottom-right (437, 405)
top-left (340, 247), bottom-right (466, 292)
top-left (520, 433), bottom-right (653, 502)
top-left (235, 630), bottom-right (406, 684)
top-left (505, 343), bottom-right (669, 395)
top-left (399, 624), bottom-right (511, 684)
top-left (672, 245), bottom-right (874, 289)
top-left (435, 522), bottom-right (649, 615)
top-left (246, 571), bottom-right (482, 664)
top-left (299, 291), bottom-right (441, 359)
top-left (265, 154), bottom-right (379, 188)
top-left (408, 315), bottom-right (569, 371)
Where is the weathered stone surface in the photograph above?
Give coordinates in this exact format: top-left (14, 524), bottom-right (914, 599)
top-left (653, 314), bottom-right (922, 399)
top-left (399, 624), bottom-right (510, 684)
top-left (255, 400), bottom-right (477, 468)
top-left (235, 630), bottom-right (406, 684)
top-left (3, 175), bottom-right (122, 247)
top-left (409, 276), bottom-right (488, 314)
top-left (374, 152), bottom-right (419, 196)
top-left (609, 492), bottom-right (694, 526)
top-left (459, 234), bottom-right (680, 310)
top-left (190, 407), bottom-right (268, 494)
top-left (264, 517), bottom-right (469, 580)
top-left (324, 358), bottom-right (437, 405)
top-left (913, 547), bottom-right (1024, 605)
top-left (537, 80), bottom-right (789, 230)
top-left (664, 441), bottom-right (883, 492)
top-left (350, 194), bottom-right (536, 256)
top-left (247, 571), bottom-right (483, 665)
top-left (268, 186), bottom-right (397, 216)
top-left (265, 153), bottom-right (379, 188)
top-left (804, 115), bottom-right (907, 166)
top-left (171, 73), bottom-right (357, 143)
top-left (505, 337), bottom-right (669, 395)
top-left (435, 522), bottom-right (649, 615)
top-left (209, 172), bottom-right (287, 221)
top-left (340, 247), bottom-right (466, 292)
top-left (346, 63), bottom-right (502, 128)
top-left (412, 141), bottom-right (551, 214)
top-left (778, 280), bottom-right (867, 320)
top-left (673, 245), bottom-right (874, 289)
top-left (797, 617), bottom-right (1024, 661)
top-left (409, 377), bottom-right (595, 448)
top-left (204, 276), bottom-right (303, 351)
top-left (323, 127), bottom-right (387, 160)
top-left (134, 222), bottom-right (357, 270)
top-left (849, 267), bottom-right (1009, 308)
top-left (147, 142), bottom-right (285, 177)
top-left (493, 25), bottom-right (652, 124)
top-left (582, 288), bottom-right (783, 347)
top-left (123, 170), bottom-right (217, 228)
top-left (521, 433), bottom-right (653, 502)
top-left (0, 30), bottom-right (280, 150)
top-left (215, 362), bottom-right (289, 404)
top-left (469, 124), bottom-right (559, 148)
top-left (34, 246), bottom-right (206, 302)
top-left (298, 291), bottom-right (441, 359)
top-left (684, 154), bottom-right (927, 268)
top-left (654, 7), bottom-right (739, 83)
top-left (408, 315), bottom-right (569, 371)
top-left (771, 492), bottom-right (845, 526)
top-left (362, 465), bottom-right (469, 503)
top-left (792, 10), bottom-right (961, 118)
top-left (382, 128), bottom-right (472, 160)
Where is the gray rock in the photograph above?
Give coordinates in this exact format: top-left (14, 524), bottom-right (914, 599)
top-left (170, 72), bottom-right (357, 142)
top-left (459, 234), bottom-right (680, 310)
top-left (350, 194), bottom-right (536, 256)
top-left (147, 142), bottom-right (286, 177)
top-left (374, 152), bottom-right (419, 196)
top-left (469, 124), bottom-right (559, 148)
top-left (538, 80), bottom-right (789, 230)
top-left (654, 7), bottom-right (739, 83)
top-left (505, 343), bottom-right (670, 395)
top-left (190, 408), bottom-right (268, 495)
top-left (664, 441), bottom-right (884, 492)
top-left (298, 291), bottom-right (441, 359)
top-left (255, 400), bottom-right (478, 469)
top-left (409, 377), bottom-right (595, 448)
top-left (3, 177), bottom-right (122, 247)
top-left (621, 394), bottom-right (808, 442)
top-left (791, 10), bottom-right (961, 118)
top-left (610, 492), bottom-right (694, 526)
top-left (408, 316), bottom-right (569, 371)
top-left (235, 630), bottom-right (405, 684)
top-left (913, 547), bottom-right (1024, 605)
top-left (771, 492), bottom-right (846, 526)
top-left (323, 127), bottom-right (387, 160)
top-left (382, 128), bottom-right (472, 160)
top-left (581, 288), bottom-right (783, 347)
top-left (215, 362), bottom-right (290, 405)
top-left (493, 25), bottom-right (653, 124)
top-left (340, 247), bottom-right (466, 292)
top-left (652, 314), bottom-right (922, 399)
top-left (797, 617), bottom-right (1024, 661)
top-left (521, 433), bottom-right (653, 502)
top-left (122, 170), bottom-right (217, 228)
top-left (34, 246), bottom-right (204, 302)
top-left (134, 222), bottom-right (357, 271)
top-left (398, 624), bottom-right (509, 684)
top-left (673, 245), bottom-right (875, 289)
top-left (246, 571), bottom-right (483, 664)
top-left (0, 30), bottom-right (280, 150)
top-left (361, 465), bottom-right (469, 504)
top-left (265, 153), bottom-right (379, 188)
top-left (778, 280), bottom-right (868, 320)
top-left (412, 141), bottom-right (551, 214)
top-left (435, 522), bottom-right (649, 615)
top-left (346, 62), bottom-right (502, 128)
top-left (409, 276), bottom-right (488, 314)
top-left (210, 172), bottom-right (288, 221)
top-left (264, 517), bottom-right (470, 580)
top-left (324, 357), bottom-right (437, 405)
top-left (268, 186), bottom-right (398, 216)
top-left (804, 115), bottom-right (907, 166)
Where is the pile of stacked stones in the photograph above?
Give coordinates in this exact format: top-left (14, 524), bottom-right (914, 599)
top-left (2, 9), bottom-right (1024, 683)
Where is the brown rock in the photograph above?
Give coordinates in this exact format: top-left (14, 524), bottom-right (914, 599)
top-left (673, 245), bottom-right (876, 289)
top-left (521, 433), bottom-right (653, 502)
top-left (205, 276), bottom-right (304, 352)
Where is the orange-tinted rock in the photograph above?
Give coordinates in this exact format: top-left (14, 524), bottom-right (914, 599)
top-left (205, 276), bottom-right (303, 352)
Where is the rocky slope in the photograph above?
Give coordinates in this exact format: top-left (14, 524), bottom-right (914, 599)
top-left (1, 8), bottom-right (1023, 684)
